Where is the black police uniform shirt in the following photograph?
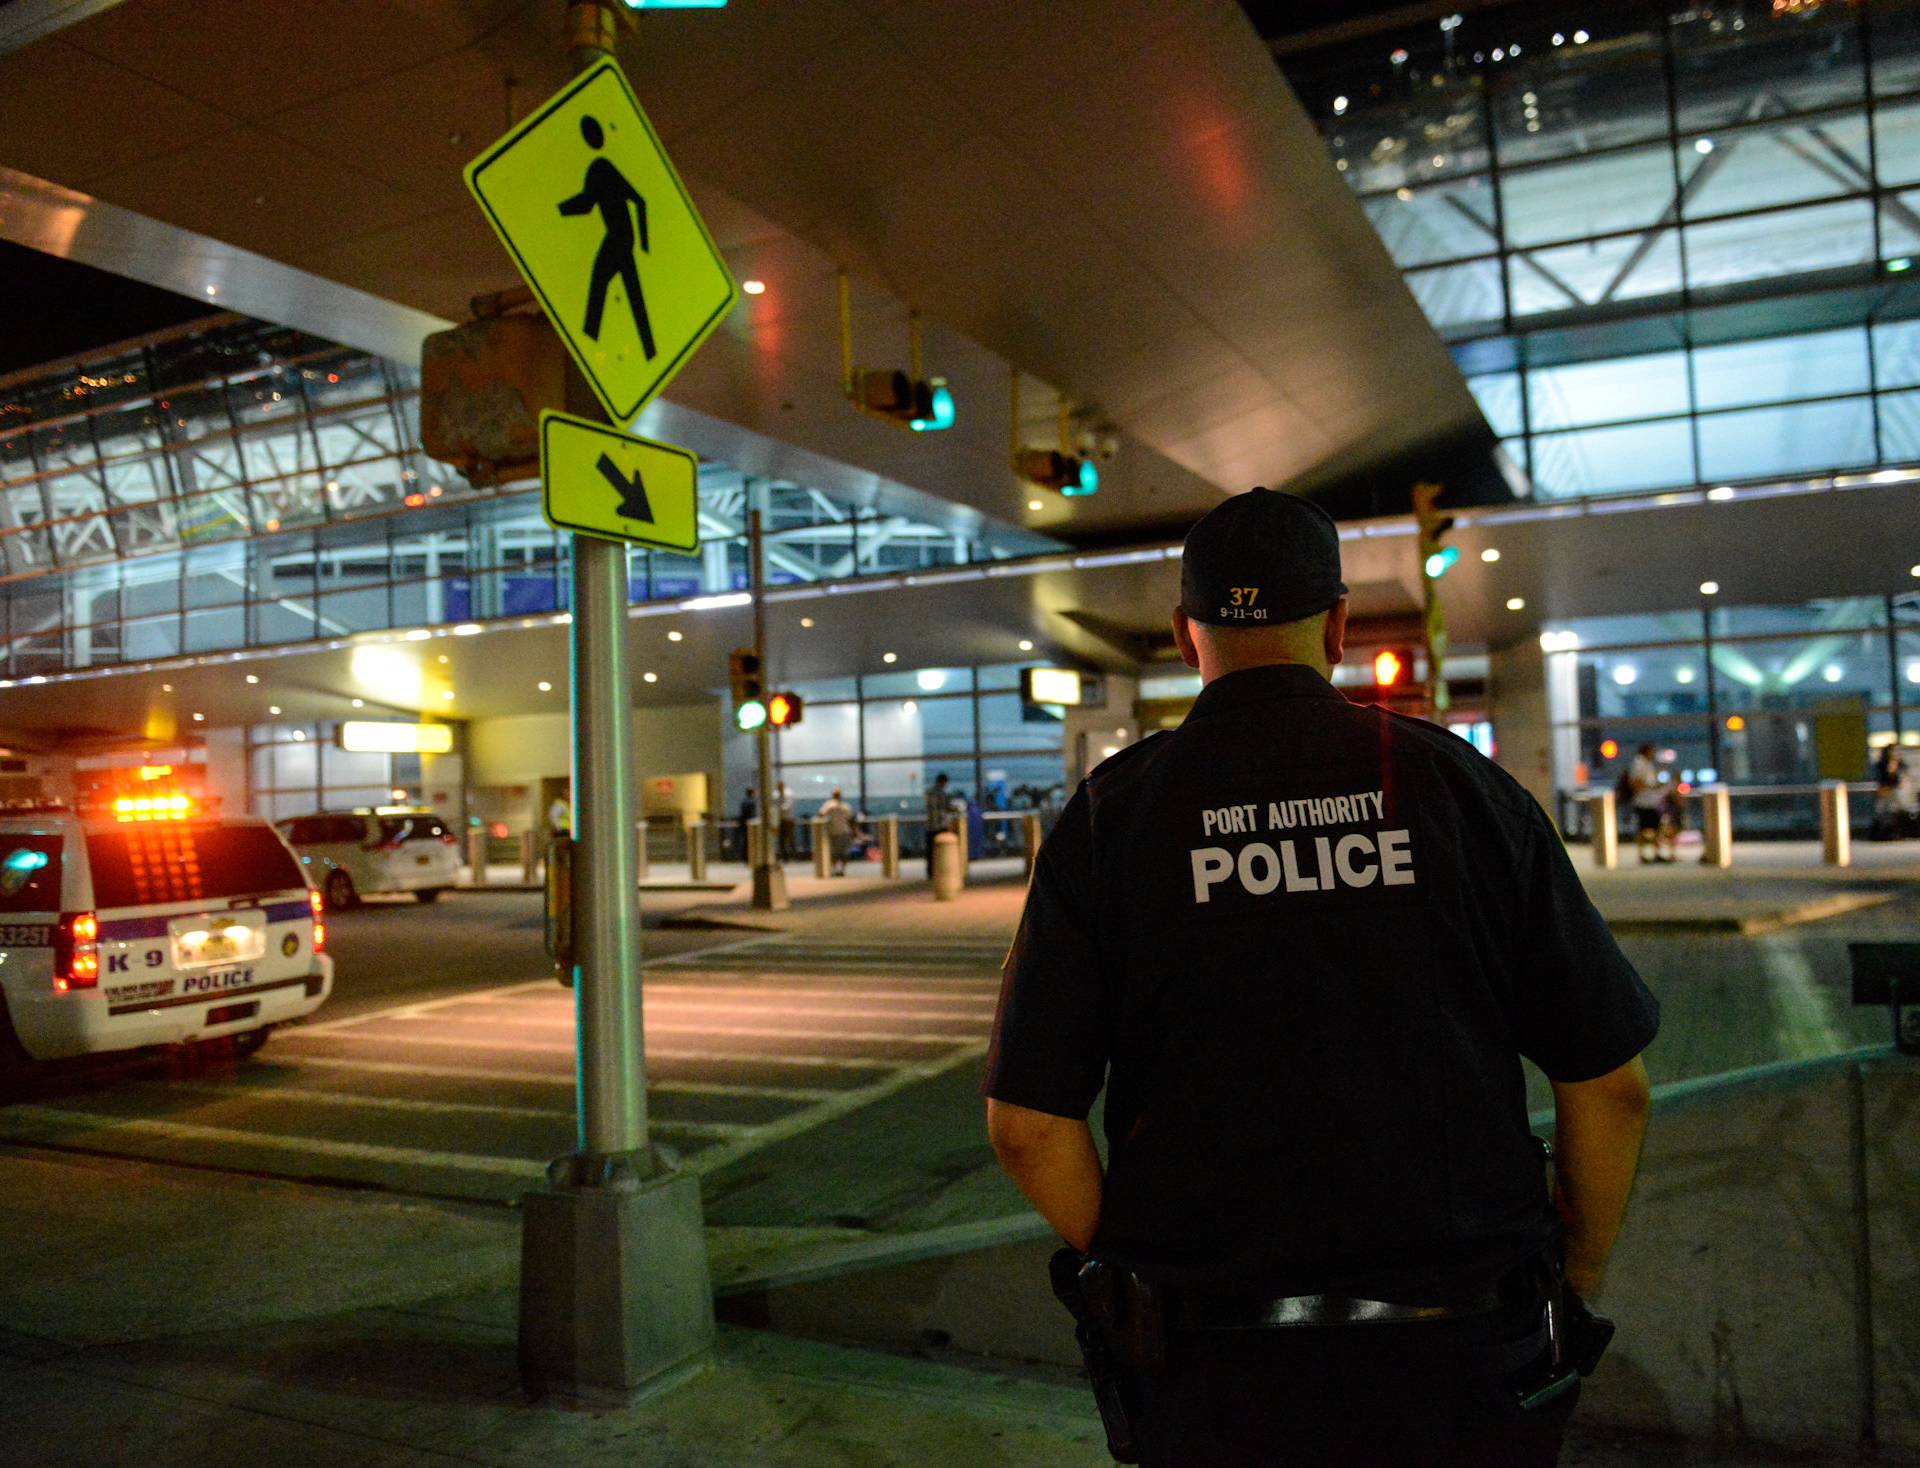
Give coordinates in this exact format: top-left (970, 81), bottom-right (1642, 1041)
top-left (982, 663), bottom-right (1660, 1304)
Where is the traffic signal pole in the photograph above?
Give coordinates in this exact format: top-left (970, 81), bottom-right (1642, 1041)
top-left (748, 508), bottom-right (789, 911)
top-left (517, 0), bottom-right (713, 1402)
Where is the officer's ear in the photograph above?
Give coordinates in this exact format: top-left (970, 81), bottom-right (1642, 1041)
top-left (1323, 597), bottom-right (1349, 667)
top-left (1171, 606), bottom-right (1201, 670)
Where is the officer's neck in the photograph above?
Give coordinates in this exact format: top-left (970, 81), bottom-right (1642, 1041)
top-left (1195, 649), bottom-right (1332, 687)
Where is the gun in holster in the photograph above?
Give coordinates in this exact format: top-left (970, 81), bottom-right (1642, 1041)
top-left (1508, 1153), bottom-right (1617, 1414)
top-left (1050, 1247), bottom-right (1169, 1463)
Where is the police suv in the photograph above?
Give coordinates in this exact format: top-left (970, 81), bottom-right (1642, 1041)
top-left (0, 794), bottom-right (332, 1090)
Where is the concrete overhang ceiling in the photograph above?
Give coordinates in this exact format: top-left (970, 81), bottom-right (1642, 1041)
top-left (0, 0), bottom-right (1501, 549)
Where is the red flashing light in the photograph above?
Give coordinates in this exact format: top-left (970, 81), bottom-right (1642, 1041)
top-left (1372, 649), bottom-right (1406, 688)
top-left (55, 911), bottom-right (99, 991)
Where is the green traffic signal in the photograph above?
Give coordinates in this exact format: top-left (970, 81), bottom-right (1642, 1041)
top-left (735, 698), bottom-right (768, 732)
top-left (1423, 545), bottom-right (1460, 579)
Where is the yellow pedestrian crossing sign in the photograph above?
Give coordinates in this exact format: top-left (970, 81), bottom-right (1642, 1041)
top-left (465, 60), bottom-right (738, 423)
top-left (540, 410), bottom-right (700, 553)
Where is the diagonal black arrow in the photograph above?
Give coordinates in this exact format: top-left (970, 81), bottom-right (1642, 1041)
top-left (596, 451), bottom-right (653, 523)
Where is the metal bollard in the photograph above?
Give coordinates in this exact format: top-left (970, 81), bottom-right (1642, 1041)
top-left (955, 817), bottom-right (969, 870)
top-left (519, 829), bottom-right (537, 884)
top-left (466, 828), bottom-right (488, 884)
top-left (878, 814), bottom-right (900, 879)
top-left (1820, 781), bottom-right (1851, 867)
top-left (812, 817), bottom-right (830, 878)
top-left (931, 831), bottom-right (962, 900)
top-left (635, 818), bottom-right (649, 882)
top-left (1699, 785), bottom-right (1732, 868)
top-left (1589, 790), bottom-right (1619, 871)
top-left (746, 821), bottom-right (763, 868)
top-left (688, 820), bottom-right (708, 882)
top-left (1021, 811), bottom-right (1042, 879)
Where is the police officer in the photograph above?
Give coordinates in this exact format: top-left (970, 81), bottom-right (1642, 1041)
top-left (983, 488), bottom-right (1658, 1466)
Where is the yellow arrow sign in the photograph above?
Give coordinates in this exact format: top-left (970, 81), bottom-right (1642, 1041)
top-left (465, 60), bottom-right (737, 423)
top-left (540, 411), bottom-right (699, 553)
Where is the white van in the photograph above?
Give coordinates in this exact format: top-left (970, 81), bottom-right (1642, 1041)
top-left (0, 801), bottom-right (332, 1092)
top-left (276, 807), bottom-right (460, 907)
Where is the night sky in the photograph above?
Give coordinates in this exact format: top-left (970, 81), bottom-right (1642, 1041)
top-left (0, 240), bottom-right (218, 376)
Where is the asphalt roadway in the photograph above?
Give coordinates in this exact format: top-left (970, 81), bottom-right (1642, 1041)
top-left (0, 875), bottom-right (1907, 1225)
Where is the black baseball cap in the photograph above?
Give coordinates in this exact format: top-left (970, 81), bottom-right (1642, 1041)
top-left (1180, 487), bottom-right (1346, 627)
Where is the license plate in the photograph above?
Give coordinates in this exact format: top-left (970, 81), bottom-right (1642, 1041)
top-left (173, 921), bottom-right (264, 968)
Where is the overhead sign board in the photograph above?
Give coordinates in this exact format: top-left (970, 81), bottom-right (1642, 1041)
top-left (464, 59), bottom-right (738, 423)
top-left (540, 410), bottom-right (699, 552)
top-left (1022, 667), bottom-right (1086, 707)
top-left (338, 722), bottom-right (455, 755)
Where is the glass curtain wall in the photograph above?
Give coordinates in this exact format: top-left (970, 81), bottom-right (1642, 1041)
top-left (774, 664), bottom-right (1069, 823)
top-left (1287, 0), bottom-right (1920, 498)
top-left (0, 318), bottom-right (1055, 678)
top-left (246, 721), bottom-right (404, 824)
top-left (1544, 593), bottom-right (1918, 833)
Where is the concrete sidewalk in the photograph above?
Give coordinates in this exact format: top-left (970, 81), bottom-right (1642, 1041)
top-left (0, 1145), bottom-right (1863, 1467)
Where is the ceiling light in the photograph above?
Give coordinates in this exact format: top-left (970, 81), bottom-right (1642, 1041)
top-left (1101, 745), bottom-right (1120, 758)
top-left (403, 629), bottom-right (431, 641)
top-left (205, 284), bottom-right (218, 297)
top-left (538, 681), bottom-right (552, 692)
top-left (1506, 597), bottom-right (1526, 611)
top-left (351, 698), bottom-right (365, 708)
top-left (1700, 580), bottom-right (1720, 596)
top-left (1332, 95), bottom-right (1349, 115)
top-left (1708, 485), bottom-right (1735, 501)
top-left (1027, 499), bottom-right (1044, 511)
top-left (437, 654), bottom-right (450, 664)
top-left (245, 674), bottom-right (259, 684)
top-left (643, 671), bottom-right (658, 683)
top-left (1675, 667), bottom-right (1696, 685)
top-left (1908, 661), bottom-right (1920, 684)
top-left (741, 279), bottom-right (767, 295)
top-left (1573, 29), bottom-right (1589, 43)
top-left (1480, 547), bottom-right (1501, 563)
top-left (269, 704), bottom-right (282, 715)
top-left (162, 682), bottom-right (173, 692)
top-left (1552, 32), bottom-right (1565, 45)
top-left (292, 729), bottom-right (306, 741)
top-left (916, 669), bottom-right (947, 691)
top-left (800, 617), bottom-right (815, 628)
top-left (1612, 665), bottom-right (1638, 686)
top-left (667, 629), bottom-right (684, 641)
top-left (681, 592), bottom-right (751, 611)
top-left (1019, 639), bottom-right (1035, 652)
top-left (1910, 564), bottom-right (1920, 577)
top-left (902, 699), bottom-right (918, 714)
top-left (192, 711), bottom-right (205, 721)
top-left (441, 689), bottom-right (454, 700)
top-left (1822, 664), bottom-right (1844, 683)
top-left (1694, 137), bottom-right (1715, 155)
top-left (882, 652), bottom-right (898, 664)
top-left (452, 623), bottom-right (482, 636)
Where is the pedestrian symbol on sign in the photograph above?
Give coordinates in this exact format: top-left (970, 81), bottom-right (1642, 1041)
top-left (559, 116), bottom-right (656, 360)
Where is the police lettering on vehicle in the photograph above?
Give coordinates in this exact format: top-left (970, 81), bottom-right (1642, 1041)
top-left (180, 967), bottom-right (254, 995)
top-left (1190, 789), bottom-right (1416, 903)
top-left (106, 978), bottom-right (177, 1004)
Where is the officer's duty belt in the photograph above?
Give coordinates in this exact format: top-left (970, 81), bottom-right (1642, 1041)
top-left (1180, 1288), bottom-right (1503, 1331)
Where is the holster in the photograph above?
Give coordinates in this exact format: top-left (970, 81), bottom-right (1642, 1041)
top-left (1499, 1233), bottom-right (1617, 1416)
top-left (1050, 1247), bottom-right (1157, 1463)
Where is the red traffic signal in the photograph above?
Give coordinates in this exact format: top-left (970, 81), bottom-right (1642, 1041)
top-left (1373, 648), bottom-right (1409, 688)
top-left (767, 691), bottom-right (804, 728)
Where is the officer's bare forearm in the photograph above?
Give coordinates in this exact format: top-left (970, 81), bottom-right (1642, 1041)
top-left (1550, 1056), bottom-right (1651, 1296)
top-left (986, 1099), bottom-right (1103, 1252)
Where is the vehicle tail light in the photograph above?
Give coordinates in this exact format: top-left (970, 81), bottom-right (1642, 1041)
top-left (441, 832), bottom-right (458, 845)
top-left (309, 888), bottom-right (326, 952)
top-left (54, 911), bottom-right (100, 991)
top-left (313, 921), bottom-right (327, 952)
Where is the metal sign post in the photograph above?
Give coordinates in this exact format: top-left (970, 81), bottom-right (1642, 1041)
top-left (748, 509), bottom-right (789, 911)
top-left (491, 0), bottom-right (719, 1402)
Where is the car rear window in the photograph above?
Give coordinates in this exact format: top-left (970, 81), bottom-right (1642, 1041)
top-left (379, 814), bottom-right (447, 842)
top-left (0, 836), bottom-right (62, 913)
top-left (86, 824), bottom-right (306, 908)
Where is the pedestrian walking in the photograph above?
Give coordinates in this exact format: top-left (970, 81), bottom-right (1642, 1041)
top-left (1628, 744), bottom-right (1669, 864)
top-left (983, 488), bottom-right (1659, 1466)
top-left (924, 772), bottom-right (953, 878)
top-left (818, 789), bottom-right (857, 876)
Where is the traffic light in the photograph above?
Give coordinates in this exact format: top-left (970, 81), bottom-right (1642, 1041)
top-left (735, 698), bottom-right (768, 732)
top-left (767, 691), bottom-right (804, 728)
top-left (1016, 448), bottom-right (1099, 497)
top-left (854, 368), bottom-right (955, 432)
top-left (1372, 647), bottom-right (1412, 689)
top-left (728, 646), bottom-right (763, 705)
top-left (1412, 480), bottom-right (1457, 580)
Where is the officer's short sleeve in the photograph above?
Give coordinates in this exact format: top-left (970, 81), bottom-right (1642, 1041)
top-left (1507, 804), bottom-right (1660, 1082)
top-left (980, 789), bottom-right (1110, 1118)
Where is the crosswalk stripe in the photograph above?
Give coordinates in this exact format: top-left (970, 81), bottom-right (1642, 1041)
top-left (285, 1030), bottom-right (916, 1069)
top-left (271, 1053), bottom-right (840, 1102)
top-left (1, 1104), bottom-right (546, 1180)
top-left (340, 1018), bottom-right (975, 1045)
